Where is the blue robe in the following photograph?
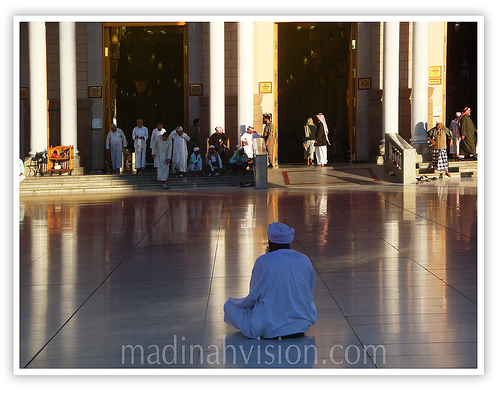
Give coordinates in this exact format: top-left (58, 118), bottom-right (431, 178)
top-left (224, 249), bottom-right (317, 339)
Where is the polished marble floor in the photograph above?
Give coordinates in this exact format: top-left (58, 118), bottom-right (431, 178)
top-left (18, 173), bottom-right (479, 370)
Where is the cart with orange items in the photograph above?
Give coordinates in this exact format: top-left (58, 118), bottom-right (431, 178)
top-left (47, 145), bottom-right (74, 175)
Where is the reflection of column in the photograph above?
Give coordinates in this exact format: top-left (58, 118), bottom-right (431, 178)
top-left (60, 203), bottom-right (77, 333)
top-left (238, 22), bottom-right (254, 138)
top-left (28, 22), bottom-right (48, 156)
top-left (382, 22), bottom-right (400, 144)
top-left (59, 22), bottom-right (79, 154)
top-left (210, 22), bottom-right (225, 135)
top-left (411, 22), bottom-right (430, 157)
top-left (383, 220), bottom-right (399, 327)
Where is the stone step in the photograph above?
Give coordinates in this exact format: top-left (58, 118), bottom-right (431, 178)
top-left (19, 172), bottom-right (254, 195)
top-left (416, 159), bottom-right (477, 175)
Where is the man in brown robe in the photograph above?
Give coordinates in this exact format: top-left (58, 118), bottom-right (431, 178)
top-left (262, 114), bottom-right (275, 168)
top-left (459, 107), bottom-right (477, 159)
top-left (187, 118), bottom-right (202, 156)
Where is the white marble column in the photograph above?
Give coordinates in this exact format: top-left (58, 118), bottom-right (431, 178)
top-left (28, 22), bottom-right (48, 156)
top-left (237, 22), bottom-right (254, 138)
top-left (209, 22), bottom-right (225, 135)
top-left (382, 21), bottom-right (400, 142)
top-left (411, 21), bottom-right (429, 148)
top-left (59, 22), bottom-right (78, 154)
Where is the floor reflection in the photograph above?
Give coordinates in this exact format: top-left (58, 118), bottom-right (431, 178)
top-left (19, 177), bottom-right (478, 369)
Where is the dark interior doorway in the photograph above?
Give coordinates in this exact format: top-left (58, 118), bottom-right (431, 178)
top-left (446, 22), bottom-right (478, 125)
top-left (277, 22), bottom-right (352, 164)
top-left (107, 25), bottom-right (185, 163)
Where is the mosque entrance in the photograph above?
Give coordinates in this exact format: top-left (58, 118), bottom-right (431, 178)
top-left (445, 22), bottom-right (478, 125)
top-left (277, 22), bottom-right (356, 164)
top-left (103, 23), bottom-right (188, 165)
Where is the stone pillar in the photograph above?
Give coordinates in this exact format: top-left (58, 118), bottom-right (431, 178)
top-left (28, 22), bottom-right (48, 156)
top-left (209, 22), bottom-right (225, 136)
top-left (59, 22), bottom-right (79, 154)
top-left (411, 21), bottom-right (430, 158)
top-left (368, 89), bottom-right (383, 160)
top-left (382, 21), bottom-right (400, 148)
top-left (238, 22), bottom-right (254, 138)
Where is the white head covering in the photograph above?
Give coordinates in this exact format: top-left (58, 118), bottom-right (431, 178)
top-left (316, 113), bottom-right (329, 134)
top-left (267, 222), bottom-right (295, 244)
top-left (178, 126), bottom-right (183, 131)
top-left (456, 112), bottom-right (462, 117)
top-left (194, 147), bottom-right (199, 152)
top-left (316, 113), bottom-right (330, 145)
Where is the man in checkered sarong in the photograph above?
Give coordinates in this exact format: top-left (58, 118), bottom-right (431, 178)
top-left (427, 121), bottom-right (452, 177)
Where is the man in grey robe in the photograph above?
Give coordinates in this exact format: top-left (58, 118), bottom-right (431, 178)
top-left (106, 124), bottom-right (127, 173)
top-left (152, 131), bottom-right (173, 189)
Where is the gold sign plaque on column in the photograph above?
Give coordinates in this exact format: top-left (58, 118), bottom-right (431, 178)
top-left (259, 82), bottom-right (273, 94)
top-left (358, 77), bottom-right (371, 90)
top-left (189, 84), bottom-right (203, 96)
top-left (429, 66), bottom-right (442, 78)
top-left (88, 86), bottom-right (102, 98)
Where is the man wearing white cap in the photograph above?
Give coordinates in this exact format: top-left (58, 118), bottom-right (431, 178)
top-left (189, 146), bottom-right (203, 176)
top-left (427, 121), bottom-right (452, 177)
top-left (169, 126), bottom-right (190, 177)
top-left (204, 145), bottom-right (224, 176)
top-left (224, 222), bottom-right (317, 340)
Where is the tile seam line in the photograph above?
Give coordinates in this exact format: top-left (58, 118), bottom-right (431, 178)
top-left (268, 191), bottom-right (378, 368)
top-left (197, 193), bottom-right (226, 367)
top-left (331, 205), bottom-right (477, 305)
top-left (380, 196), bottom-right (477, 241)
top-left (22, 197), bottom-right (179, 368)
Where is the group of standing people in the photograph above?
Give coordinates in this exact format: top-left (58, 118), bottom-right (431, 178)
top-left (427, 106), bottom-right (477, 177)
top-left (303, 113), bottom-right (330, 167)
top-left (106, 119), bottom-right (194, 189)
top-left (106, 116), bottom-right (274, 189)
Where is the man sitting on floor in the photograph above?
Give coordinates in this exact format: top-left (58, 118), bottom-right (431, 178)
top-left (224, 222), bottom-right (317, 339)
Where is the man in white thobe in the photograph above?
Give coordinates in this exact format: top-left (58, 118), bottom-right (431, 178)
top-left (240, 126), bottom-right (261, 160)
top-left (224, 222), bottom-right (317, 340)
top-left (132, 119), bottom-right (148, 172)
top-left (169, 126), bottom-right (190, 177)
top-left (152, 131), bottom-right (173, 189)
top-left (106, 124), bottom-right (127, 173)
top-left (150, 122), bottom-right (166, 168)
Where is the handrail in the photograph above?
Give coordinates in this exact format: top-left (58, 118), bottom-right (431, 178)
top-left (384, 133), bottom-right (416, 184)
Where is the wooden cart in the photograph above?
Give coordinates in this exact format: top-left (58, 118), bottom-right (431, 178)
top-left (47, 145), bottom-right (74, 175)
